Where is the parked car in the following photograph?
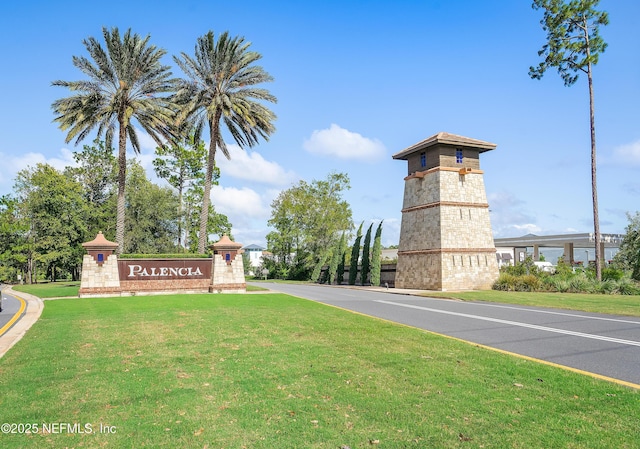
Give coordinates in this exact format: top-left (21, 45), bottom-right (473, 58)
top-left (533, 261), bottom-right (556, 273)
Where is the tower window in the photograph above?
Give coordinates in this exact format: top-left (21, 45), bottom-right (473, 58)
top-left (420, 152), bottom-right (426, 168)
top-left (456, 149), bottom-right (463, 164)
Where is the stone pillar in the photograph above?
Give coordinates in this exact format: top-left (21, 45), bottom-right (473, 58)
top-left (79, 232), bottom-right (121, 297)
top-left (563, 242), bottom-right (574, 265)
top-left (209, 235), bottom-right (246, 293)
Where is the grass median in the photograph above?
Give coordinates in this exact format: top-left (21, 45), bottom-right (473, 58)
top-left (0, 293), bottom-right (637, 448)
top-left (423, 290), bottom-right (640, 318)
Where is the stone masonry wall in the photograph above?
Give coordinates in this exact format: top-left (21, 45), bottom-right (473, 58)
top-left (210, 254), bottom-right (246, 293)
top-left (440, 251), bottom-right (498, 290)
top-left (79, 254), bottom-right (120, 297)
top-left (119, 279), bottom-right (210, 295)
top-left (395, 253), bottom-right (442, 290)
top-left (396, 167), bottom-right (499, 291)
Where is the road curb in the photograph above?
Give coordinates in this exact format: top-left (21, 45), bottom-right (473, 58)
top-left (0, 287), bottom-right (44, 359)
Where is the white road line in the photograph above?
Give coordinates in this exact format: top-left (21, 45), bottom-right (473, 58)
top-left (447, 301), bottom-right (640, 325)
top-left (374, 300), bottom-right (640, 348)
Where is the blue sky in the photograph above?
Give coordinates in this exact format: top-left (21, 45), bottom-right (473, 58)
top-left (0, 0), bottom-right (638, 248)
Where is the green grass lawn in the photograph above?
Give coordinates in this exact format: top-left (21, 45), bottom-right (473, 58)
top-left (12, 281), bottom-right (81, 298)
top-left (0, 293), bottom-right (637, 448)
top-left (423, 290), bottom-right (640, 317)
top-left (11, 281), bottom-right (639, 317)
top-left (11, 281), bottom-right (267, 297)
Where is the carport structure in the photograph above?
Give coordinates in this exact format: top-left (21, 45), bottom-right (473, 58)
top-left (494, 233), bottom-right (624, 265)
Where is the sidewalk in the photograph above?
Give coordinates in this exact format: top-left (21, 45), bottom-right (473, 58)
top-left (0, 287), bottom-right (44, 359)
top-left (311, 283), bottom-right (442, 297)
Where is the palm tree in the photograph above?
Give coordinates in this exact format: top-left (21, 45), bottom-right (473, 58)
top-left (52, 27), bottom-right (177, 252)
top-left (173, 31), bottom-right (277, 253)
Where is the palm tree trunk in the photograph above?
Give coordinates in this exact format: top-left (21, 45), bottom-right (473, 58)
top-left (178, 183), bottom-right (184, 251)
top-left (198, 113), bottom-right (221, 253)
top-left (115, 121), bottom-right (127, 254)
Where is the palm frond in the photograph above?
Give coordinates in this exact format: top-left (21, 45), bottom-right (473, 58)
top-left (52, 26), bottom-right (177, 149)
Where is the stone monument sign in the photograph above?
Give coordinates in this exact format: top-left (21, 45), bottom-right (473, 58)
top-left (79, 233), bottom-right (246, 297)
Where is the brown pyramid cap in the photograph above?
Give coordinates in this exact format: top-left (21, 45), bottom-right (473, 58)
top-left (82, 232), bottom-right (119, 250)
top-left (211, 234), bottom-right (242, 251)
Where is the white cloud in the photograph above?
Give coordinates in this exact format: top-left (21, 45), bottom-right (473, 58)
top-left (612, 139), bottom-right (640, 166)
top-left (303, 124), bottom-right (386, 161)
top-left (488, 191), bottom-right (540, 238)
top-left (134, 129), bottom-right (296, 187)
top-left (134, 127), bottom-right (162, 152)
top-left (0, 148), bottom-right (76, 191)
top-left (216, 145), bottom-right (298, 186)
top-left (511, 223), bottom-right (543, 234)
top-left (210, 185), bottom-right (280, 245)
top-left (18, 148), bottom-right (76, 172)
top-left (377, 218), bottom-right (401, 247)
top-left (229, 227), bottom-right (270, 247)
top-left (211, 185), bottom-right (269, 219)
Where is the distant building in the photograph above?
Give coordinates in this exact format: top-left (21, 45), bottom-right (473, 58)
top-left (494, 233), bottom-right (623, 266)
top-left (381, 248), bottom-right (398, 261)
top-left (242, 244), bottom-right (266, 268)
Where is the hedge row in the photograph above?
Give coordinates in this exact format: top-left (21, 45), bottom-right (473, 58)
top-left (493, 272), bottom-right (640, 295)
top-left (119, 253), bottom-right (211, 259)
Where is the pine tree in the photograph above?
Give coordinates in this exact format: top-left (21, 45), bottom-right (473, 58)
top-left (530, 0), bottom-right (609, 280)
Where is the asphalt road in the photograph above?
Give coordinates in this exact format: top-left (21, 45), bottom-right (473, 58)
top-left (252, 283), bottom-right (640, 387)
top-left (0, 287), bottom-right (24, 335)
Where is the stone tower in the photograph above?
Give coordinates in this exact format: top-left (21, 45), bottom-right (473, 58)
top-left (392, 132), bottom-right (499, 291)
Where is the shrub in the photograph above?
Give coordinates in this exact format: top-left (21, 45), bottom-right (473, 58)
top-left (602, 267), bottom-right (625, 282)
top-left (568, 275), bottom-right (595, 293)
top-left (501, 257), bottom-right (538, 277)
top-left (554, 257), bottom-right (574, 277)
top-left (494, 260), bottom-right (640, 295)
top-left (596, 279), bottom-right (619, 295)
top-left (541, 275), bottom-right (560, 292)
top-left (551, 278), bottom-right (570, 293)
top-left (617, 278), bottom-right (640, 295)
top-left (493, 273), bottom-right (517, 291)
top-left (517, 274), bottom-right (541, 292)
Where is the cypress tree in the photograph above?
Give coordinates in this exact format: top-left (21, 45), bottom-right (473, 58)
top-left (370, 221), bottom-right (383, 286)
top-left (360, 223), bottom-right (373, 285)
top-left (329, 232), bottom-right (346, 284)
top-left (337, 250), bottom-right (346, 285)
top-left (311, 252), bottom-right (330, 283)
top-left (348, 222), bottom-right (363, 285)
